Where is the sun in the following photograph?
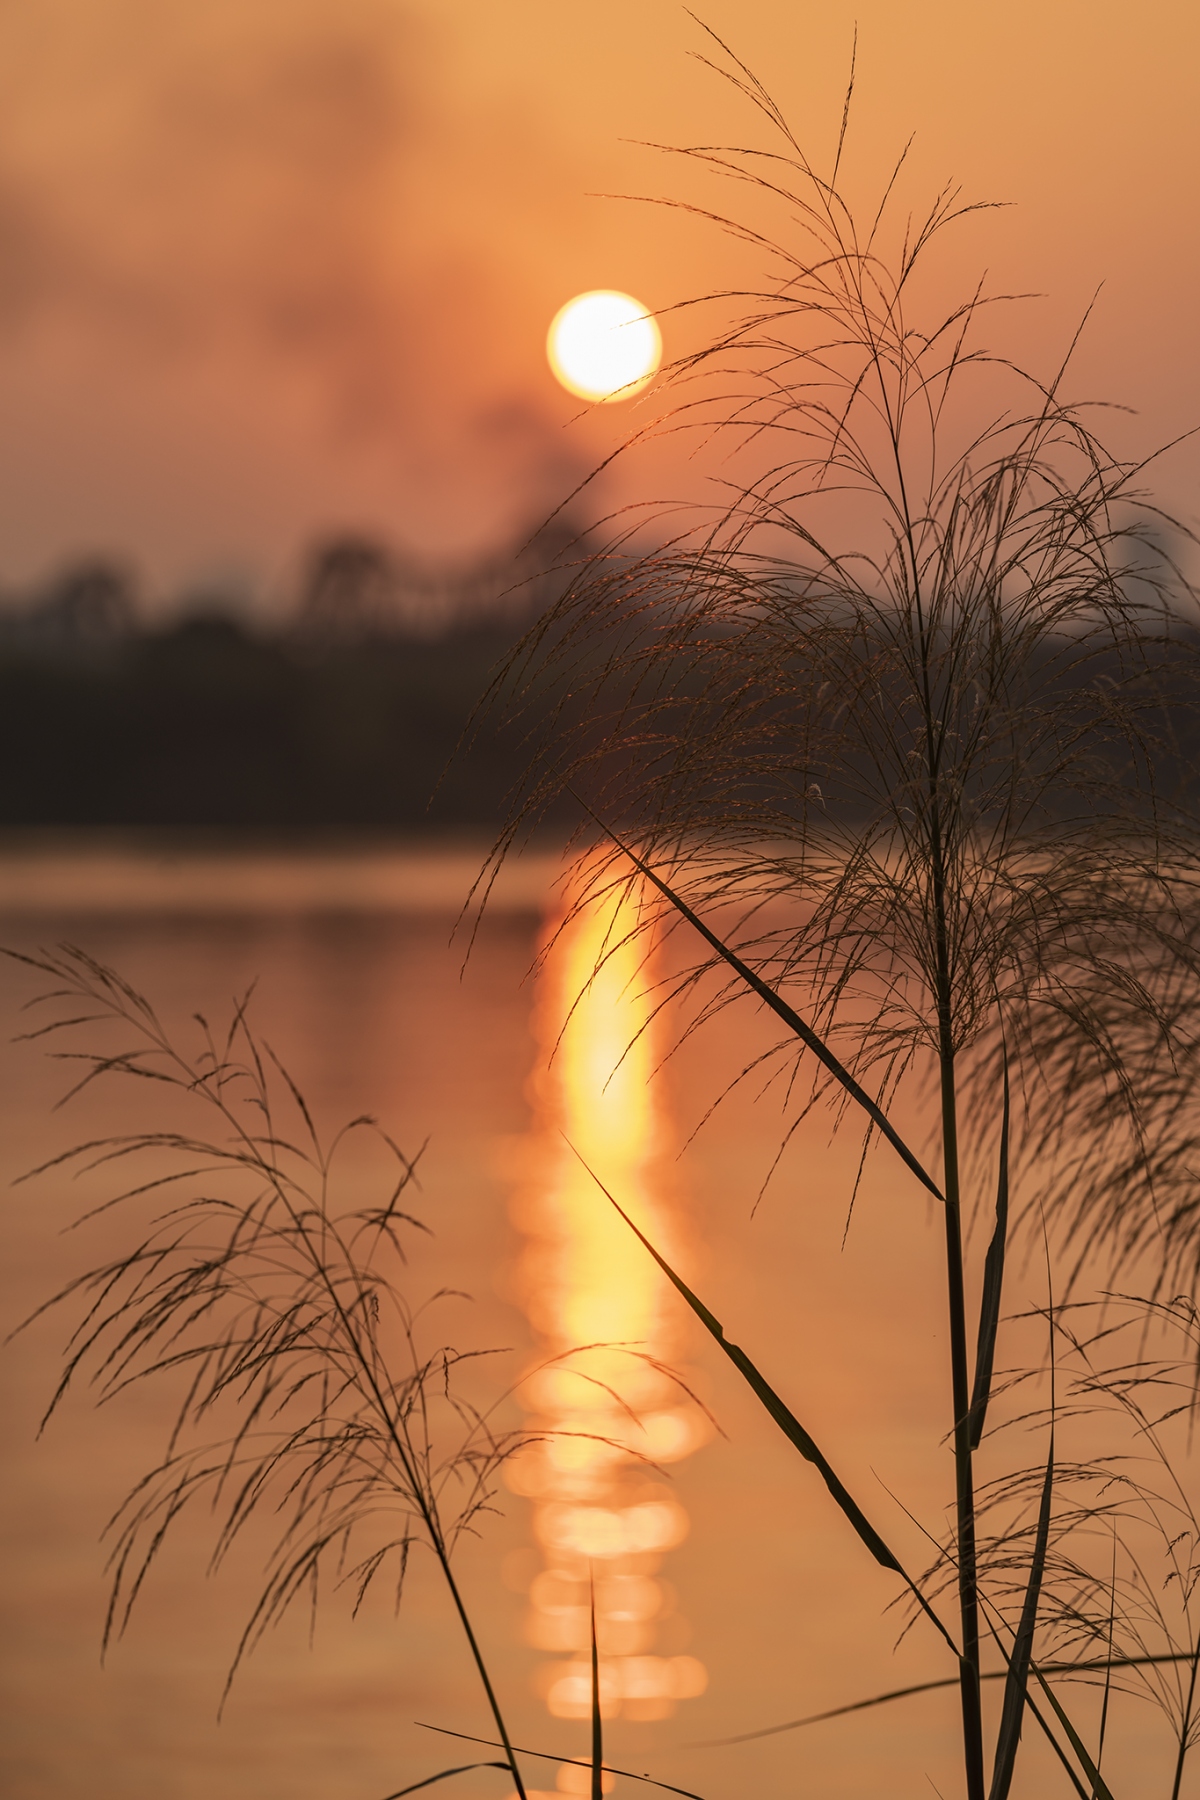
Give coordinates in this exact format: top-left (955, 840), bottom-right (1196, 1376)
top-left (546, 290), bottom-right (662, 403)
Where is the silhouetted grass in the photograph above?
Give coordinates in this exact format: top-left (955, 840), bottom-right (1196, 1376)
top-left (485, 26), bottom-right (1200, 1799)
top-left (5, 942), bottom-right (704, 1800)
top-left (4, 944), bottom-right (534, 1799)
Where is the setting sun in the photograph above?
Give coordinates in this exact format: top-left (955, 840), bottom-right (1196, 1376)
top-left (546, 289), bottom-right (662, 402)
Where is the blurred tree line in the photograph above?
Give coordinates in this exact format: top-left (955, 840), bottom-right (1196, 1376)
top-left (0, 528), bottom-right (579, 829)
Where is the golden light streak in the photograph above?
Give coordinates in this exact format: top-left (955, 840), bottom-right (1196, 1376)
top-left (504, 858), bottom-right (709, 1761)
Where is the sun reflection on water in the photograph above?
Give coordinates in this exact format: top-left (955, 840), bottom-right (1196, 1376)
top-left (505, 862), bottom-right (708, 1753)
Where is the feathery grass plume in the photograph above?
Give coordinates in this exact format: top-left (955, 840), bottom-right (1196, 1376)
top-left (482, 27), bottom-right (1200, 1799)
top-left (5, 943), bottom-right (530, 1800)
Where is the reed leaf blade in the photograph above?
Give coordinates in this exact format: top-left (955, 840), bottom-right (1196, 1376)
top-left (379, 1764), bottom-right (511, 1798)
top-left (1027, 1667), bottom-right (1117, 1800)
top-left (565, 1138), bottom-right (964, 1661)
top-left (418, 1725), bottom-right (710, 1800)
top-left (590, 1574), bottom-right (604, 1800)
top-left (576, 804), bottom-right (945, 1205)
top-left (566, 1138), bottom-right (901, 1568)
top-left (988, 1440), bottom-right (1054, 1799)
top-left (969, 1056), bottom-right (1010, 1451)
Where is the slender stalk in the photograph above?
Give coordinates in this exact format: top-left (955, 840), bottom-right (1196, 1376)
top-left (265, 1162), bottom-right (530, 1800)
top-left (435, 1558), bottom-right (529, 1800)
top-left (927, 794), bottom-right (986, 1800)
top-left (222, 1077), bottom-right (529, 1799)
top-left (940, 1039), bottom-right (986, 1800)
top-left (1091, 1531), bottom-right (1117, 1800)
top-left (905, 466), bottom-right (985, 1800)
top-left (590, 1572), bottom-right (604, 1800)
top-left (906, 545), bottom-right (985, 1796)
top-left (1169, 1639), bottom-right (1200, 1800)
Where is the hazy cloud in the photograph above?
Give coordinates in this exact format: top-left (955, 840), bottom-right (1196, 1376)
top-left (0, 0), bottom-right (603, 583)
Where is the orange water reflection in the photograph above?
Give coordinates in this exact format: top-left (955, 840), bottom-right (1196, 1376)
top-left (505, 863), bottom-right (708, 1745)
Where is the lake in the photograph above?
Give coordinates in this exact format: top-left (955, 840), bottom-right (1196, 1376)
top-left (0, 840), bottom-right (1175, 1799)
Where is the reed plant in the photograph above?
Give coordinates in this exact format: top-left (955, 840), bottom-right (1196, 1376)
top-left (4, 945), bottom-right (535, 1799)
top-left (4, 945), bottom-right (705, 1800)
top-left (483, 29), bottom-right (1200, 1799)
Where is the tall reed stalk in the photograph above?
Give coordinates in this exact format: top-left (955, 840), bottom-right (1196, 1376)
top-left (486, 30), bottom-right (1200, 1797)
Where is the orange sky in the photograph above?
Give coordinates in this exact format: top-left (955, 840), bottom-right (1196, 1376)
top-left (1, 0), bottom-right (1196, 608)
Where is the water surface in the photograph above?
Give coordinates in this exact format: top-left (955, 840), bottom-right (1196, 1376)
top-left (0, 842), bottom-right (1171, 1799)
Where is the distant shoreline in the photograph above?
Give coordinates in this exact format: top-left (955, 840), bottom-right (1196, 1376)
top-left (0, 831), bottom-right (568, 916)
